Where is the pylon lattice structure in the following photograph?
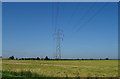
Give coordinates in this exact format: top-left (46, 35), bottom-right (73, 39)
top-left (55, 28), bottom-right (63, 59)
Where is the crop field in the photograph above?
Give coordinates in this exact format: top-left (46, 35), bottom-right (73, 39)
top-left (1, 59), bottom-right (118, 78)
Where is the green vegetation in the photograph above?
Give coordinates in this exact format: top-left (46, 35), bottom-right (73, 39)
top-left (2, 70), bottom-right (41, 77)
top-left (2, 59), bottom-right (118, 78)
top-left (8, 56), bottom-right (14, 60)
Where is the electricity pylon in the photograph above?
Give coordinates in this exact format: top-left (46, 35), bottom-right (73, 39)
top-left (55, 28), bottom-right (63, 59)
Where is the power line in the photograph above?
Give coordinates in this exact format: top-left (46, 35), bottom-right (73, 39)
top-left (52, 2), bottom-right (55, 28)
top-left (74, 3), bottom-right (108, 32)
top-left (65, 3), bottom-right (81, 27)
top-left (72, 2), bottom-right (96, 30)
top-left (55, 2), bottom-right (60, 28)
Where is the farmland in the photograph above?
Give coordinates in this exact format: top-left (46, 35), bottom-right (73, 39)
top-left (2, 59), bottom-right (118, 78)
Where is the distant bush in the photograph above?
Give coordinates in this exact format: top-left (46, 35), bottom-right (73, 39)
top-left (105, 58), bottom-right (109, 60)
top-left (36, 57), bottom-right (40, 60)
top-left (44, 56), bottom-right (49, 60)
top-left (22, 58), bottom-right (25, 60)
top-left (9, 56), bottom-right (14, 60)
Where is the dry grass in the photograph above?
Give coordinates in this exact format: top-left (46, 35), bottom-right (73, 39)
top-left (2, 59), bottom-right (118, 77)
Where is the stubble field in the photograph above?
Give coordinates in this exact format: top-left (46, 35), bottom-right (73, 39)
top-left (2, 59), bottom-right (118, 78)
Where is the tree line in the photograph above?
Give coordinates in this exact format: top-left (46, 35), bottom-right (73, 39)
top-left (8, 56), bottom-right (110, 60)
top-left (9, 56), bottom-right (49, 60)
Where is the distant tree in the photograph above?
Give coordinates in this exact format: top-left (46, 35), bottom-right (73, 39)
top-left (9, 56), bottom-right (14, 60)
top-left (16, 58), bottom-right (18, 60)
top-left (45, 56), bottom-right (49, 60)
top-left (22, 58), bottom-right (25, 60)
top-left (105, 58), bottom-right (109, 60)
top-left (82, 58), bottom-right (84, 60)
top-left (36, 57), bottom-right (40, 60)
top-left (33, 58), bottom-right (36, 60)
top-left (41, 58), bottom-right (44, 60)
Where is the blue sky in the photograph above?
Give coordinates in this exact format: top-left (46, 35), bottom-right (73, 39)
top-left (2, 2), bottom-right (118, 59)
top-left (0, 1), bottom-right (2, 56)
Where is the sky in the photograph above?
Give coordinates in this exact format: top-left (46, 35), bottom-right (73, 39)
top-left (0, 1), bottom-right (2, 56)
top-left (2, 2), bottom-right (118, 59)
